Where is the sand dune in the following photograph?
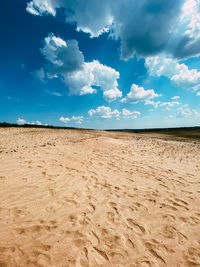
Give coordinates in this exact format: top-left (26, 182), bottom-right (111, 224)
top-left (0, 128), bottom-right (200, 266)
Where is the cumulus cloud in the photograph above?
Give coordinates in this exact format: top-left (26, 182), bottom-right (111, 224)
top-left (121, 84), bottom-right (159, 104)
top-left (17, 118), bottom-right (42, 125)
top-left (71, 116), bottom-right (84, 124)
top-left (60, 0), bottom-right (182, 59)
top-left (177, 106), bottom-right (199, 117)
top-left (26, 0), bottom-right (200, 60)
top-left (59, 117), bottom-right (70, 123)
top-left (111, 0), bottom-right (183, 60)
top-left (26, 0), bottom-right (57, 16)
top-left (17, 118), bottom-right (27, 125)
top-left (171, 68), bottom-right (200, 90)
top-left (35, 121), bottom-right (42, 125)
top-left (171, 0), bottom-right (200, 59)
top-left (88, 106), bottom-right (141, 119)
top-left (145, 55), bottom-right (200, 91)
top-left (63, 60), bottom-right (121, 100)
top-left (39, 33), bottom-right (121, 101)
top-left (103, 89), bottom-right (122, 102)
top-left (27, 0), bottom-right (113, 37)
top-left (64, 0), bottom-right (113, 38)
top-left (144, 99), bottom-right (180, 110)
top-left (144, 100), bottom-right (161, 108)
top-left (122, 108), bottom-right (141, 119)
top-left (88, 106), bottom-right (120, 119)
top-left (160, 101), bottom-right (180, 110)
top-left (41, 34), bottom-right (84, 73)
top-left (59, 115), bottom-right (83, 124)
top-left (197, 92), bottom-right (200, 96)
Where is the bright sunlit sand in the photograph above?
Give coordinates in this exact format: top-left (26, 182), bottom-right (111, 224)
top-left (0, 128), bottom-right (200, 266)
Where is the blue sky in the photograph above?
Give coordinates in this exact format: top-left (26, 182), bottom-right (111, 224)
top-left (0, 0), bottom-right (200, 129)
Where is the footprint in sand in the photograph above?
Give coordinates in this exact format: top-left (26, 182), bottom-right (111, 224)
top-left (159, 224), bottom-right (187, 245)
top-left (184, 247), bottom-right (200, 266)
top-left (162, 214), bottom-right (176, 223)
top-left (135, 259), bottom-right (155, 267)
top-left (87, 231), bottom-right (100, 246)
top-left (125, 237), bottom-right (135, 249)
top-left (145, 241), bottom-right (167, 265)
top-left (106, 212), bottom-right (115, 223)
top-left (68, 214), bottom-right (78, 225)
top-left (88, 202), bottom-right (96, 212)
top-left (79, 247), bottom-right (89, 267)
top-left (126, 219), bottom-right (146, 235)
top-left (93, 247), bottom-right (109, 262)
top-left (63, 197), bottom-right (77, 206)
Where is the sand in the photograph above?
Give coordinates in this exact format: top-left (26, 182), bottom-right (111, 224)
top-left (0, 128), bottom-right (200, 267)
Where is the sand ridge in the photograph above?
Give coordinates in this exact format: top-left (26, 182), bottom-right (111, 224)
top-left (0, 128), bottom-right (200, 266)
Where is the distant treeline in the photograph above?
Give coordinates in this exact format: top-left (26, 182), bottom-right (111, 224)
top-left (107, 126), bottom-right (200, 139)
top-left (106, 126), bottom-right (200, 133)
top-left (0, 122), bottom-right (79, 130)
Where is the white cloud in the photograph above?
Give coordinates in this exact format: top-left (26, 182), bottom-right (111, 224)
top-left (160, 101), bottom-right (180, 107)
top-left (70, 1), bottom-right (113, 38)
top-left (17, 118), bottom-right (42, 125)
top-left (144, 100), bottom-right (161, 108)
top-left (144, 99), bottom-right (180, 110)
top-left (17, 118), bottom-right (27, 125)
top-left (59, 116), bottom-right (70, 123)
top-left (122, 108), bottom-right (140, 119)
top-left (171, 68), bottom-right (200, 90)
top-left (171, 96), bottom-right (180, 100)
top-left (71, 116), bottom-right (84, 124)
top-left (177, 106), bottom-right (199, 117)
top-left (38, 34), bottom-right (122, 101)
top-left (26, 0), bottom-right (200, 60)
top-left (145, 55), bottom-right (200, 91)
top-left (59, 115), bottom-right (84, 124)
top-left (111, 0), bottom-right (183, 59)
top-left (86, 60), bottom-right (120, 98)
top-left (64, 60), bottom-right (121, 100)
top-left (160, 101), bottom-right (180, 110)
top-left (63, 63), bottom-right (95, 96)
top-left (35, 121), bottom-right (42, 125)
top-left (88, 106), bottom-right (141, 119)
top-left (26, 0), bottom-right (57, 16)
top-left (41, 34), bottom-right (83, 72)
top-left (196, 91), bottom-right (200, 96)
top-left (172, 0), bottom-right (200, 59)
top-left (121, 84), bottom-right (159, 104)
top-left (145, 56), bottom-right (178, 77)
top-left (103, 89), bottom-right (122, 102)
top-left (88, 106), bottom-right (120, 119)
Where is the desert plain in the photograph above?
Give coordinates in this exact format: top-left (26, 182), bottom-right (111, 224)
top-left (0, 127), bottom-right (200, 267)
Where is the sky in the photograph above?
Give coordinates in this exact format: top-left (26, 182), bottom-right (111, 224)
top-left (0, 0), bottom-right (200, 129)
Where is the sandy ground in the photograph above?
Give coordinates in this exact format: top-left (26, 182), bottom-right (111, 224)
top-left (0, 128), bottom-right (200, 267)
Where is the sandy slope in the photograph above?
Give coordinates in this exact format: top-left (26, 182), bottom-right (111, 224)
top-left (0, 128), bottom-right (200, 267)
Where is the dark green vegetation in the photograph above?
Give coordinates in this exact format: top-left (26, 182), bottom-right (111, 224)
top-left (0, 122), bottom-right (79, 130)
top-left (107, 127), bottom-right (200, 140)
